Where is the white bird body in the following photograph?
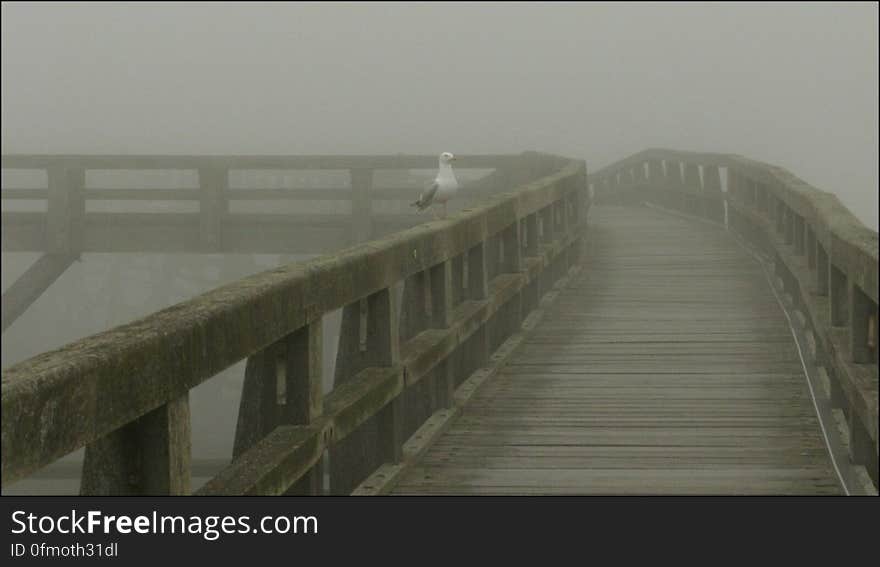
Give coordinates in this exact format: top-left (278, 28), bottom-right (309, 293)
top-left (411, 152), bottom-right (459, 218)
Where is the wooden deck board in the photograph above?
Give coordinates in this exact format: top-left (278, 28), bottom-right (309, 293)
top-left (392, 205), bottom-right (841, 495)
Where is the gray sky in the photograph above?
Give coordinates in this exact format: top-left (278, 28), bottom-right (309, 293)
top-left (2, 1), bottom-right (878, 227)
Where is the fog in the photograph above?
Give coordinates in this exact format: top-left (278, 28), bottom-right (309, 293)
top-left (1, 2), bottom-right (877, 494)
top-left (2, 2), bottom-right (877, 226)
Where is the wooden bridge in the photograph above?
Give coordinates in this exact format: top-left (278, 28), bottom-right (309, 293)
top-left (1, 150), bottom-right (877, 495)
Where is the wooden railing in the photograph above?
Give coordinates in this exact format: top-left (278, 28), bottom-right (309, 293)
top-left (1, 154), bottom-right (537, 255)
top-left (1, 152), bottom-right (588, 494)
top-left (590, 148), bottom-right (879, 487)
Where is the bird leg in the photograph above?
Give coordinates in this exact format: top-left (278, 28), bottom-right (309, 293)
top-left (443, 202), bottom-right (448, 219)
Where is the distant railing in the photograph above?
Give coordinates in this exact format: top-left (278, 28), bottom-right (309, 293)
top-left (1, 154), bottom-right (538, 255)
top-left (1, 152), bottom-right (588, 495)
top-left (590, 148), bottom-right (879, 487)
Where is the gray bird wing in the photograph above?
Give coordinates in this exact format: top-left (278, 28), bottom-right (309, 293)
top-left (412, 179), bottom-right (439, 210)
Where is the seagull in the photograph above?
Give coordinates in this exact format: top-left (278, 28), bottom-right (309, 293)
top-left (411, 151), bottom-right (459, 219)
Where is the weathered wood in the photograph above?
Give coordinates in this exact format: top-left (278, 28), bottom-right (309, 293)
top-left (1, 253), bottom-right (76, 332)
top-left (82, 393), bottom-right (191, 495)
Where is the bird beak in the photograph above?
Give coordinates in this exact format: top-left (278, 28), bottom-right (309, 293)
top-left (450, 156), bottom-right (457, 161)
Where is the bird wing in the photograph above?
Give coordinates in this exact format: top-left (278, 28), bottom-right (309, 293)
top-left (411, 179), bottom-right (439, 210)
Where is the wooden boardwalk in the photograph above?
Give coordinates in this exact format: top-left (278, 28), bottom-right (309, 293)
top-left (392, 206), bottom-right (842, 495)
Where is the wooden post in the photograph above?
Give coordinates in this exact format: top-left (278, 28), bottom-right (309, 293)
top-left (464, 241), bottom-right (490, 377)
top-left (794, 215), bottom-right (805, 255)
top-left (232, 321), bottom-right (324, 494)
top-left (806, 227), bottom-right (816, 269)
top-left (683, 162), bottom-right (702, 215)
top-left (524, 214), bottom-right (539, 257)
top-left (501, 220), bottom-right (523, 274)
top-left (665, 160), bottom-right (683, 209)
top-left (783, 208), bottom-right (795, 246)
top-left (556, 194), bottom-right (569, 235)
top-left (467, 241), bottom-right (489, 301)
top-left (400, 270), bottom-right (430, 342)
top-left (703, 165), bottom-right (723, 223)
top-left (47, 165), bottom-right (85, 256)
top-left (850, 284), bottom-right (877, 364)
top-left (847, 411), bottom-right (875, 482)
top-left (81, 394), bottom-right (191, 495)
top-left (430, 261), bottom-right (454, 329)
top-left (198, 164), bottom-right (227, 252)
top-left (500, 220), bottom-right (524, 337)
top-left (816, 243), bottom-right (829, 296)
top-left (351, 169), bottom-right (373, 244)
top-left (330, 287), bottom-right (400, 494)
top-left (634, 163), bottom-right (647, 184)
top-left (369, 289), bottom-right (404, 463)
top-left (430, 261), bottom-right (455, 408)
top-left (829, 265), bottom-right (848, 327)
top-left (540, 205), bottom-right (555, 245)
top-left (775, 198), bottom-right (785, 235)
top-left (522, 213), bottom-right (540, 314)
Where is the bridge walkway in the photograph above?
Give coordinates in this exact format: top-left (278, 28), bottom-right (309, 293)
top-left (391, 205), bottom-right (842, 494)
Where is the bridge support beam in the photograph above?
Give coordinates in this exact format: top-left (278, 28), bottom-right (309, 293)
top-left (1, 253), bottom-right (76, 333)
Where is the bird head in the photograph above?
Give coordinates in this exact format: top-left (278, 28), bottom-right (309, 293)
top-left (439, 151), bottom-right (456, 165)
